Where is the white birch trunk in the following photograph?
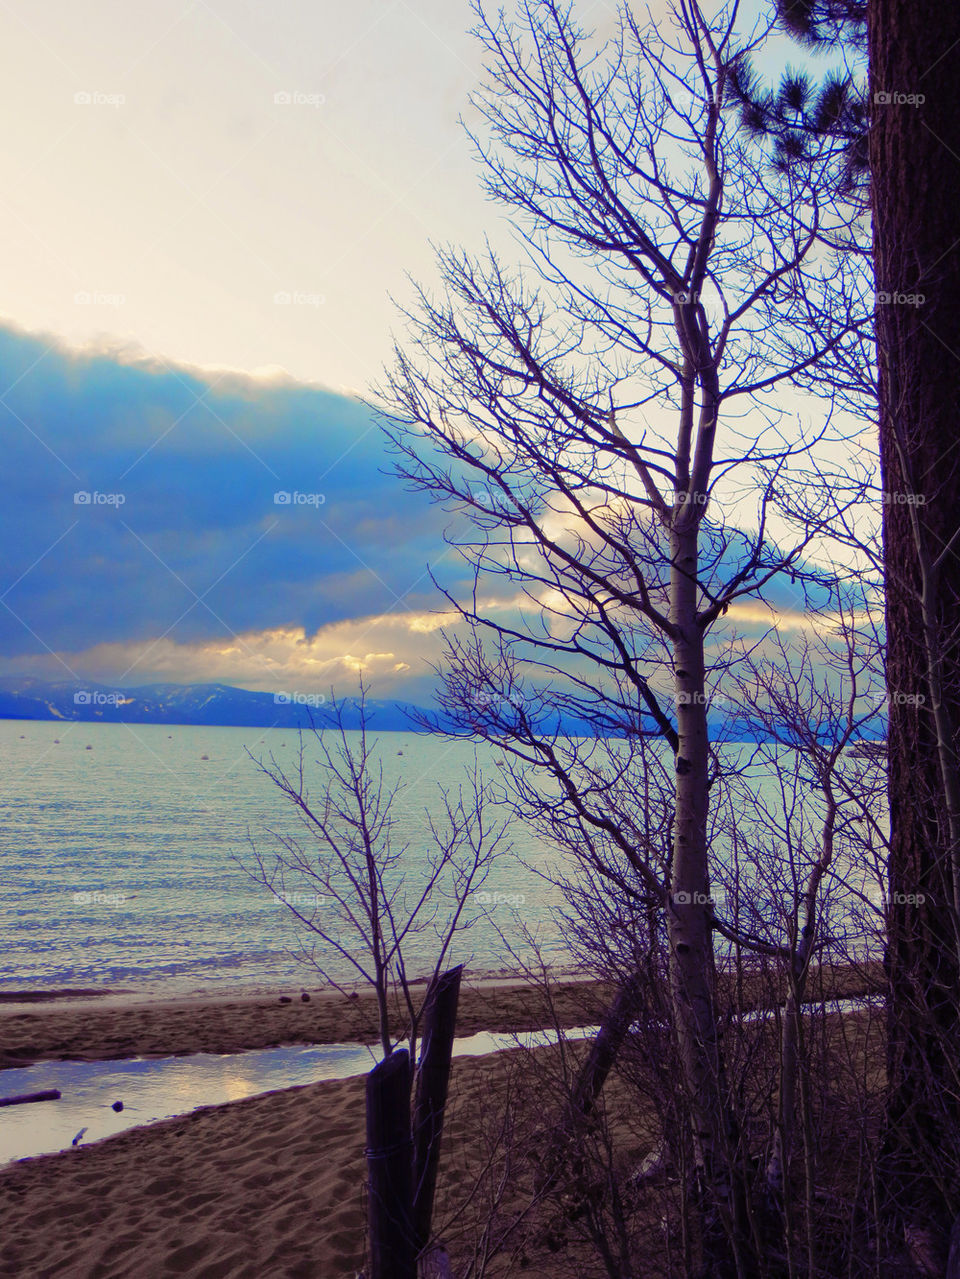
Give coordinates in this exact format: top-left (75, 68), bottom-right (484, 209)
top-left (667, 516), bottom-right (727, 1190)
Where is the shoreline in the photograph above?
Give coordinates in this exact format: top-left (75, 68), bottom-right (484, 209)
top-left (0, 972), bottom-right (609, 1070)
top-left (0, 959), bottom-right (883, 1072)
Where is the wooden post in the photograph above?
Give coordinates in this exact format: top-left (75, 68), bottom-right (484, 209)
top-left (411, 965), bottom-right (463, 1257)
top-left (534, 975), bottom-right (642, 1197)
top-left (366, 1048), bottom-right (416, 1279)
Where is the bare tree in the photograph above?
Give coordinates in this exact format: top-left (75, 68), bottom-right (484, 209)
top-left (473, 588), bottom-right (893, 1274)
top-left (725, 596), bottom-right (886, 1198)
top-left (245, 691), bottom-right (508, 1061)
top-left (375, 0), bottom-right (870, 1268)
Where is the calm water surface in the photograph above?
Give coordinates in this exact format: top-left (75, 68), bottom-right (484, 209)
top-left (0, 721), bottom-right (568, 995)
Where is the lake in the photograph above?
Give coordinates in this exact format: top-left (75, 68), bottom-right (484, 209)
top-left (0, 720), bottom-right (884, 998)
top-left (0, 720), bottom-right (570, 996)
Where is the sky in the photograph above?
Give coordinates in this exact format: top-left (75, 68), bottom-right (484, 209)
top-left (0, 0), bottom-right (506, 395)
top-left (0, 0), bottom-right (866, 704)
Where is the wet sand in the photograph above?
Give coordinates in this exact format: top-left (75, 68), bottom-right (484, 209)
top-left (0, 975), bottom-right (610, 1070)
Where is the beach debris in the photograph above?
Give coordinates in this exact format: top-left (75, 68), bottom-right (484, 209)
top-left (112, 1100), bottom-right (124, 1112)
top-left (201, 754), bottom-right (209, 760)
top-left (71, 1128), bottom-right (88, 1147)
top-left (300, 991), bottom-right (310, 1002)
top-left (85, 745), bottom-right (93, 750)
top-left (279, 995), bottom-right (292, 1004)
top-left (0, 1088), bottom-right (62, 1108)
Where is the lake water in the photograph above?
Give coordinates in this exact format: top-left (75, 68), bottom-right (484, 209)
top-left (0, 1026), bottom-right (602, 1165)
top-left (0, 720), bottom-right (569, 997)
top-left (0, 720), bottom-right (885, 999)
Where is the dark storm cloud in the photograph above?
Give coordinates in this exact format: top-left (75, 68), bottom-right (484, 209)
top-left (0, 325), bottom-right (448, 659)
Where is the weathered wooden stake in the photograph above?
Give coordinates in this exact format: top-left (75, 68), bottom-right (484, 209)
top-left (411, 964), bottom-right (463, 1258)
top-left (366, 1048), bottom-right (416, 1279)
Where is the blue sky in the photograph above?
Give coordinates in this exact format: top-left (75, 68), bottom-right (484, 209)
top-left (0, 0), bottom-right (865, 701)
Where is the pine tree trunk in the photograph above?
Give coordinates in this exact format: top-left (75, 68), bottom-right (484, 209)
top-left (868, 0), bottom-right (960, 1266)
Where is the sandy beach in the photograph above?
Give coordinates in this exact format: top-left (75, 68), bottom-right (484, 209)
top-left (0, 964), bottom-right (882, 1278)
top-left (0, 1055), bottom-right (494, 1278)
top-left (0, 975), bottom-right (609, 1070)
top-left (0, 1026), bottom-right (609, 1279)
top-left (0, 978), bottom-right (610, 1277)
top-left (0, 959), bottom-right (880, 1071)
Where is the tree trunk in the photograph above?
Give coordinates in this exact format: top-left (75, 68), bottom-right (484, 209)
top-left (568, 973), bottom-right (644, 1119)
top-left (667, 516), bottom-right (741, 1275)
top-left (868, 0), bottom-right (960, 1264)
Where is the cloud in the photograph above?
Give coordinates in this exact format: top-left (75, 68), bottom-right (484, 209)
top-left (2, 609), bottom-right (469, 701)
top-left (0, 321), bottom-right (852, 702)
top-left (0, 323), bottom-right (460, 674)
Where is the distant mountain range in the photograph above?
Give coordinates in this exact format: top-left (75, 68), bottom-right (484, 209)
top-left (0, 675), bottom-right (888, 742)
top-left (0, 676), bottom-right (420, 730)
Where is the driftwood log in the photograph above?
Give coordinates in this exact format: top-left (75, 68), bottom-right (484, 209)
top-left (0, 1089), bottom-right (61, 1107)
